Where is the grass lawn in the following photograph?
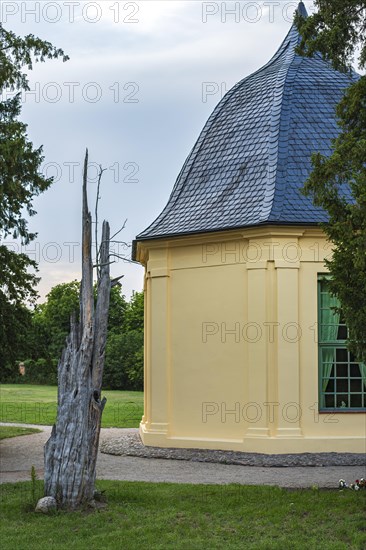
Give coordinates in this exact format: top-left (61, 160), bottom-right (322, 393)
top-left (0, 481), bottom-right (365, 549)
top-left (0, 426), bottom-right (42, 440)
top-left (0, 384), bottom-right (143, 428)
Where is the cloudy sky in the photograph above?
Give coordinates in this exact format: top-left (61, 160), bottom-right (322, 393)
top-left (3, 0), bottom-right (316, 301)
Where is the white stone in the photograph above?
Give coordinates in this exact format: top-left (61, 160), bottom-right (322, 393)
top-left (35, 496), bottom-right (57, 513)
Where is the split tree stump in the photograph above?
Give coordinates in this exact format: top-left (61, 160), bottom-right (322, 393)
top-left (44, 151), bottom-right (111, 509)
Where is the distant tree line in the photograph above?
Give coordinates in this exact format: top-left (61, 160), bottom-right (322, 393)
top-left (0, 281), bottom-right (144, 390)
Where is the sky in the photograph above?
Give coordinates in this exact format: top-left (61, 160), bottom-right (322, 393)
top-left (2, 0), bottom-right (317, 301)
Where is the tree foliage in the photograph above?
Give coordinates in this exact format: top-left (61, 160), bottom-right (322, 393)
top-left (104, 330), bottom-right (144, 391)
top-left (34, 281), bottom-right (131, 359)
top-left (296, 1), bottom-right (366, 362)
top-left (34, 281), bottom-right (81, 362)
top-left (0, 24), bottom-right (68, 370)
top-left (295, 1), bottom-right (366, 72)
top-left (125, 290), bottom-right (144, 332)
top-left (0, 280), bottom-right (144, 390)
top-left (0, 24), bottom-right (68, 244)
top-left (0, 295), bottom-right (31, 378)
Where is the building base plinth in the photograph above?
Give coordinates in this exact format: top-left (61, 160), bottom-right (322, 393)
top-left (139, 424), bottom-right (366, 454)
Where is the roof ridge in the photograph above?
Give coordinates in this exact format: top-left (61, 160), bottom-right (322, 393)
top-left (259, 24), bottom-right (301, 222)
top-left (297, 2), bottom-right (308, 19)
top-left (266, 54), bottom-right (306, 222)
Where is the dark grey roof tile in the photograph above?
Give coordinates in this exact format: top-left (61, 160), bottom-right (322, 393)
top-left (135, 3), bottom-right (358, 244)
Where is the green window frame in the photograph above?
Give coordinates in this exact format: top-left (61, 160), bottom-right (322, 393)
top-left (318, 276), bottom-right (366, 411)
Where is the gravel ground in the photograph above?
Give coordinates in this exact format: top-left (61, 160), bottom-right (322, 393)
top-left (0, 423), bottom-right (365, 488)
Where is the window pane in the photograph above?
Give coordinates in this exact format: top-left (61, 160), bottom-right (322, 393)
top-left (324, 394), bottom-right (335, 408)
top-left (350, 394), bottom-right (363, 408)
top-left (350, 363), bottom-right (361, 377)
top-left (320, 325), bottom-right (340, 341)
top-left (336, 363), bottom-right (348, 377)
top-left (321, 348), bottom-right (335, 363)
top-left (337, 325), bottom-right (347, 340)
top-left (350, 379), bottom-right (363, 392)
top-left (320, 284), bottom-right (340, 309)
top-left (323, 378), bottom-right (334, 392)
top-left (336, 378), bottom-right (349, 393)
top-left (336, 395), bottom-right (349, 408)
top-left (336, 348), bottom-right (348, 363)
top-left (319, 282), bottom-right (342, 342)
top-left (320, 289), bottom-right (330, 308)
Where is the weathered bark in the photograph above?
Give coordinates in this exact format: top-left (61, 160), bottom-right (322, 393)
top-left (44, 150), bottom-right (111, 509)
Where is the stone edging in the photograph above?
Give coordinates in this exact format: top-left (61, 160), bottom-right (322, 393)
top-left (100, 432), bottom-right (366, 468)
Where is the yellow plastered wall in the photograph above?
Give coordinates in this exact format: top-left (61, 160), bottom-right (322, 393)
top-left (136, 226), bottom-right (366, 454)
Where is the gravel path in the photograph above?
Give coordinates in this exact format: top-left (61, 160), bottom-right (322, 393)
top-left (1, 423), bottom-right (365, 488)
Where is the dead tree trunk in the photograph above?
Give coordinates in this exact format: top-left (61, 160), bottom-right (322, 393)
top-left (44, 150), bottom-right (111, 509)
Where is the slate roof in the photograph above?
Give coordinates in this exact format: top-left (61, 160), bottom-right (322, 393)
top-left (134, 2), bottom-right (357, 249)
